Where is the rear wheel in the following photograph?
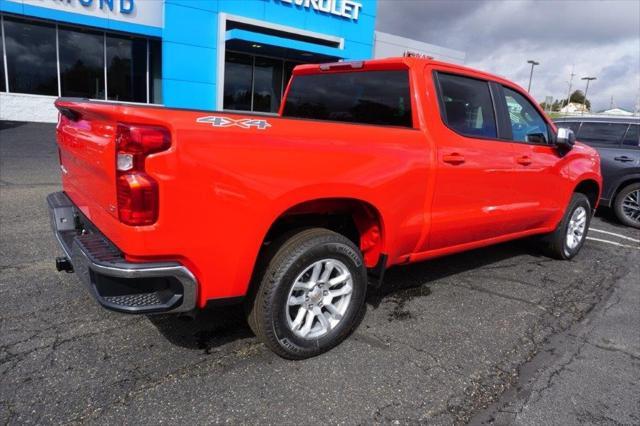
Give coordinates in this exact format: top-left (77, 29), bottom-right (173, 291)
top-left (247, 228), bottom-right (367, 359)
top-left (543, 193), bottom-right (592, 259)
top-left (613, 183), bottom-right (640, 229)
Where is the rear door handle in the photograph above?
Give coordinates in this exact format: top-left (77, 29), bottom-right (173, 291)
top-left (516, 155), bottom-right (532, 166)
top-left (443, 153), bottom-right (465, 165)
top-left (614, 156), bottom-right (634, 163)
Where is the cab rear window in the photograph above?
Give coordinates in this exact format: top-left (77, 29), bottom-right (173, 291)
top-left (282, 70), bottom-right (413, 128)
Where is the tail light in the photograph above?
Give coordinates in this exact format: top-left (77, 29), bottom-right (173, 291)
top-left (116, 124), bottom-right (170, 226)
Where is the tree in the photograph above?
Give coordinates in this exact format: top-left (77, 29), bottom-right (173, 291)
top-left (540, 99), bottom-right (563, 112)
top-left (560, 90), bottom-right (591, 110)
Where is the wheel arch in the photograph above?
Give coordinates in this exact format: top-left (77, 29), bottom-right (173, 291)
top-left (611, 175), bottom-right (640, 206)
top-left (574, 179), bottom-right (601, 210)
top-left (260, 197), bottom-right (386, 269)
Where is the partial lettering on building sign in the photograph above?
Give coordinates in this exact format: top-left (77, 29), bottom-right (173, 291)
top-left (278, 0), bottom-right (363, 21)
top-left (14, 0), bottom-right (163, 28)
top-left (403, 51), bottom-right (434, 59)
top-left (24, 0), bottom-right (134, 14)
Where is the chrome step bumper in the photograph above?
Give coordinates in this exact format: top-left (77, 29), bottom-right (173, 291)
top-left (47, 191), bottom-right (197, 314)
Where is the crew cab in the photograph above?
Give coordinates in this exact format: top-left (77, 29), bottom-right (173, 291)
top-left (48, 57), bottom-right (601, 359)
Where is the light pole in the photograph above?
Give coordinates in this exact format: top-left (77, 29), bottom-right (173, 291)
top-left (527, 60), bottom-right (539, 93)
top-left (564, 65), bottom-right (575, 116)
top-left (581, 76), bottom-right (596, 115)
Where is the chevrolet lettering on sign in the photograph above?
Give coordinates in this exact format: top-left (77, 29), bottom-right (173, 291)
top-left (278, 0), bottom-right (363, 21)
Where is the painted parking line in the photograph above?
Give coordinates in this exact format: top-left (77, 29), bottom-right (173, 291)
top-left (586, 237), bottom-right (640, 250)
top-left (590, 228), bottom-right (640, 244)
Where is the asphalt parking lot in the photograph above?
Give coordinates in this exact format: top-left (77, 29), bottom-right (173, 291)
top-left (1, 121), bottom-right (639, 425)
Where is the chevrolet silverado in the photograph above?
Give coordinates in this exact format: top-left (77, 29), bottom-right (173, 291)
top-left (48, 57), bottom-right (602, 359)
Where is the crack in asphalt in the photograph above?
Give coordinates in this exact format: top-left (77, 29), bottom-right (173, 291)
top-left (577, 337), bottom-right (640, 361)
top-left (449, 281), bottom-right (548, 312)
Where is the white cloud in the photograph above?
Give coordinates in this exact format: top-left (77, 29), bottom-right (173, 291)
top-left (377, 0), bottom-right (640, 111)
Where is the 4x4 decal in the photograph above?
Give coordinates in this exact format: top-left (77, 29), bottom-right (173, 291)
top-left (196, 116), bottom-right (271, 130)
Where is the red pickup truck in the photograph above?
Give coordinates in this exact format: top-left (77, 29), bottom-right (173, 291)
top-left (48, 57), bottom-right (601, 359)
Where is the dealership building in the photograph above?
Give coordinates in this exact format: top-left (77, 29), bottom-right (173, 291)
top-left (0, 0), bottom-right (465, 122)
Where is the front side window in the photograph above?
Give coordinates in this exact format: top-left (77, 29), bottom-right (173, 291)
top-left (622, 124), bottom-right (639, 147)
top-left (3, 17), bottom-right (57, 95)
top-left (59, 26), bottom-right (104, 99)
top-left (577, 122), bottom-right (628, 146)
top-left (503, 86), bottom-right (549, 144)
top-left (437, 73), bottom-right (497, 139)
top-left (283, 70), bottom-right (413, 128)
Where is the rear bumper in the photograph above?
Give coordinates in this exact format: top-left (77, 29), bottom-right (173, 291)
top-left (47, 191), bottom-right (197, 314)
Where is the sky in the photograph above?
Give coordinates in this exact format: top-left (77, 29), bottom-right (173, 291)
top-left (376, 0), bottom-right (640, 112)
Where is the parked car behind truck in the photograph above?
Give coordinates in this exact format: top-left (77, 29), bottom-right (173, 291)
top-left (49, 57), bottom-right (601, 359)
top-left (554, 116), bottom-right (640, 228)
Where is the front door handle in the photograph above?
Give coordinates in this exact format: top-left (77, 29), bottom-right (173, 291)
top-left (516, 155), bottom-right (532, 166)
top-left (443, 153), bottom-right (466, 165)
top-left (614, 156), bottom-right (634, 163)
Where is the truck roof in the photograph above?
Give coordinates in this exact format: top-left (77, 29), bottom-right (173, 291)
top-left (293, 56), bottom-right (516, 89)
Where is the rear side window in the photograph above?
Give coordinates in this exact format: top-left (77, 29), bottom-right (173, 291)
top-left (622, 124), bottom-right (639, 147)
top-left (282, 70), bottom-right (413, 128)
top-left (436, 73), bottom-right (497, 139)
top-left (577, 122), bottom-right (628, 146)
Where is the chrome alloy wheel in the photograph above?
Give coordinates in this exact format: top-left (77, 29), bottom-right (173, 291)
top-left (566, 206), bottom-right (587, 250)
top-left (286, 259), bottom-right (353, 339)
top-left (622, 189), bottom-right (640, 224)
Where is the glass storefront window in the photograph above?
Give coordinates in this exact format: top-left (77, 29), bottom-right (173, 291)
top-left (1, 15), bottom-right (161, 102)
top-left (253, 56), bottom-right (283, 113)
top-left (59, 26), bottom-right (104, 99)
top-left (224, 52), bottom-right (253, 111)
top-left (3, 17), bottom-right (57, 96)
top-left (0, 29), bottom-right (5, 92)
top-left (149, 39), bottom-right (162, 104)
top-left (223, 52), bottom-right (304, 113)
top-left (106, 34), bottom-right (147, 102)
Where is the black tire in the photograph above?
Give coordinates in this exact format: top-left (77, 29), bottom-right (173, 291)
top-left (543, 193), bottom-right (592, 260)
top-left (247, 228), bottom-right (367, 359)
top-left (613, 183), bottom-right (640, 229)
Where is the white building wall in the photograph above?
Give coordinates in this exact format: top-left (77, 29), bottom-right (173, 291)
top-left (0, 93), bottom-right (59, 123)
top-left (374, 31), bottom-right (466, 64)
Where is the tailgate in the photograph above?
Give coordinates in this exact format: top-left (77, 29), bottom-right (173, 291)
top-left (55, 100), bottom-right (119, 221)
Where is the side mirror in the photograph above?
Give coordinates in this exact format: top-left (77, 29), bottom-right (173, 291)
top-left (555, 127), bottom-right (576, 150)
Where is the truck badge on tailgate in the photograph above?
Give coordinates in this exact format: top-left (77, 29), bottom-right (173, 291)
top-left (196, 116), bottom-right (271, 130)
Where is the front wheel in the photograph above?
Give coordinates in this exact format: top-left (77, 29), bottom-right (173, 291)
top-left (543, 193), bottom-right (592, 260)
top-left (247, 228), bottom-right (367, 359)
top-left (613, 183), bottom-right (640, 229)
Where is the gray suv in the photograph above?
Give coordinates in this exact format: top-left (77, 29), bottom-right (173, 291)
top-left (555, 116), bottom-right (639, 228)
